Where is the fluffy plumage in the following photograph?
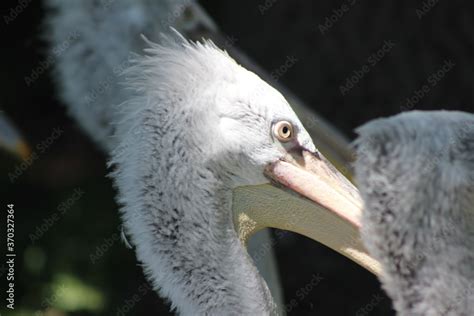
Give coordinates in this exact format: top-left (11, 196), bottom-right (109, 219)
top-left (354, 111), bottom-right (474, 315)
top-left (109, 35), bottom-right (317, 314)
top-left (45, 1), bottom-right (317, 314)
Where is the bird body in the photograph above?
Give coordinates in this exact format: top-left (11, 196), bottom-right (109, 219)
top-left (45, 1), bottom-right (289, 298)
top-left (45, 1), bottom-right (283, 312)
top-left (109, 37), bottom-right (309, 314)
top-left (46, 1), bottom-right (306, 312)
top-left (355, 110), bottom-right (474, 315)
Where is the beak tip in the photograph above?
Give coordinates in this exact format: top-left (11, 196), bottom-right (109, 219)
top-left (15, 141), bottom-right (32, 160)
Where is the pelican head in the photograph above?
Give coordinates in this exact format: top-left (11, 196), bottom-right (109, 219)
top-left (354, 110), bottom-right (474, 315)
top-left (110, 34), bottom-right (372, 314)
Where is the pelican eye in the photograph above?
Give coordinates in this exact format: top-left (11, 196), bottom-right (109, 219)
top-left (273, 121), bottom-right (294, 142)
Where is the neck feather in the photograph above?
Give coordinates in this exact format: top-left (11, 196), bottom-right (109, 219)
top-left (110, 109), bottom-right (275, 314)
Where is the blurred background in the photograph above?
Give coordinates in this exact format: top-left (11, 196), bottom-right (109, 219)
top-left (1, 0), bottom-right (473, 315)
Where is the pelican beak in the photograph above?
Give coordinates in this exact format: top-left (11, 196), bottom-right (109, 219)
top-left (232, 149), bottom-right (381, 276)
top-left (12, 140), bottom-right (31, 160)
top-left (266, 150), bottom-right (362, 230)
top-left (0, 114), bottom-right (31, 160)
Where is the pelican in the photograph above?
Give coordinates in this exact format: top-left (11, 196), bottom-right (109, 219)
top-left (354, 110), bottom-right (474, 315)
top-left (46, 0), bottom-right (380, 314)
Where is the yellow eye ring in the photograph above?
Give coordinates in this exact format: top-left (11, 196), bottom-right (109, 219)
top-left (273, 121), bottom-right (294, 142)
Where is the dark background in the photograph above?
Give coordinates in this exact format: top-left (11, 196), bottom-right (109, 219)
top-left (1, 0), bottom-right (473, 315)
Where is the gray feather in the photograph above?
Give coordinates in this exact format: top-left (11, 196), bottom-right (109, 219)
top-left (354, 110), bottom-right (474, 315)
